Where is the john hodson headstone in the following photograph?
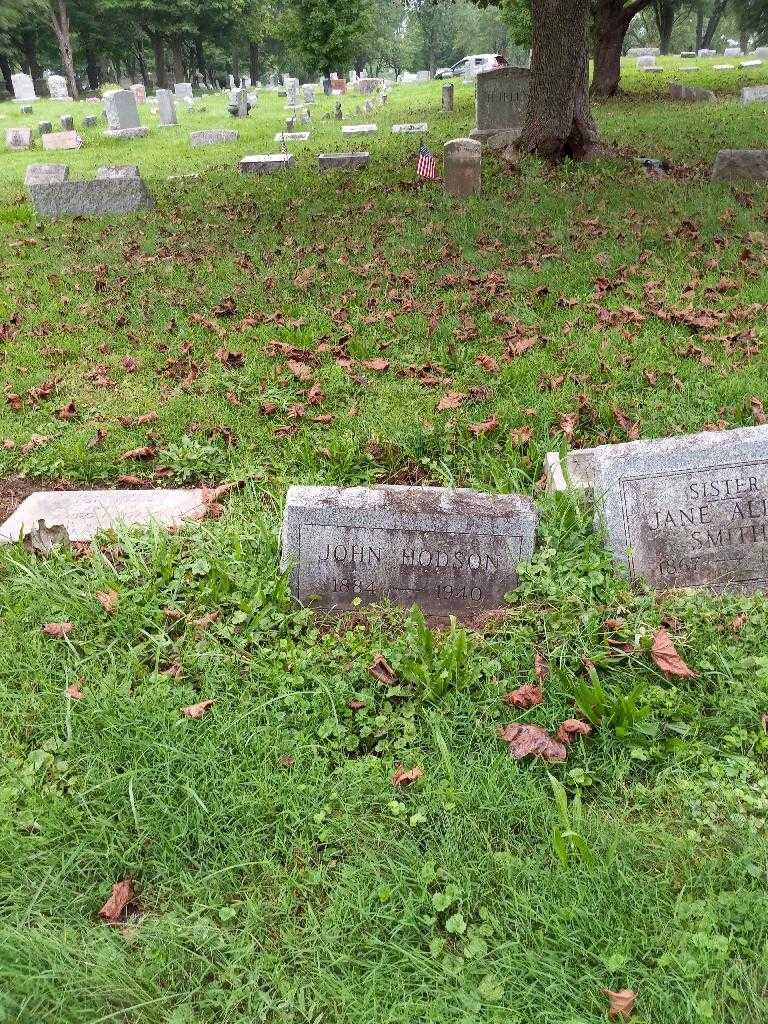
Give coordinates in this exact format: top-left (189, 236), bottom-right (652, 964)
top-left (546, 424), bottom-right (768, 593)
top-left (281, 484), bottom-right (538, 614)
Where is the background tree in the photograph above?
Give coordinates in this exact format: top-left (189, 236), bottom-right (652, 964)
top-left (290, 0), bottom-right (370, 76)
top-left (591, 0), bottom-right (655, 96)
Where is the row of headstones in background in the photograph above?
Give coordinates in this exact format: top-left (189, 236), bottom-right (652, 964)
top-left (281, 422), bottom-right (768, 615)
top-left (26, 163), bottom-right (153, 217)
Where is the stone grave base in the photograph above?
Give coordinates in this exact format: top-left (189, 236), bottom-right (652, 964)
top-left (104, 127), bottom-right (149, 139)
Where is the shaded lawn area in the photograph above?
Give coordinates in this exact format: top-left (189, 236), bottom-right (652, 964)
top-left (1, 72), bottom-right (768, 1023)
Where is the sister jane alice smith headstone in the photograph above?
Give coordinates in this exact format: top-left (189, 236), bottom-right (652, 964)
top-left (281, 484), bottom-right (538, 614)
top-left (545, 424), bottom-right (768, 593)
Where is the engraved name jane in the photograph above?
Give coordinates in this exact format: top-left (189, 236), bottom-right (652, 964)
top-left (622, 464), bottom-right (768, 581)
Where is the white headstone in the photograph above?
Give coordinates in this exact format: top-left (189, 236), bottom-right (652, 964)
top-left (174, 82), bottom-right (194, 100)
top-left (103, 89), bottom-right (140, 131)
top-left (47, 74), bottom-right (70, 100)
top-left (11, 72), bottom-right (35, 103)
top-left (156, 88), bottom-right (177, 125)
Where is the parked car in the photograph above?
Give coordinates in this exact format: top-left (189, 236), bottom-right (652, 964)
top-left (435, 54), bottom-right (507, 79)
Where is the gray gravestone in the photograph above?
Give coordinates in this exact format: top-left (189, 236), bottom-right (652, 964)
top-left (742, 85), bottom-right (768, 103)
top-left (444, 137), bottom-right (481, 197)
top-left (711, 149), bottom-right (768, 181)
top-left (341, 123), bottom-right (376, 134)
top-left (103, 88), bottom-right (140, 131)
top-left (6, 127), bottom-right (32, 150)
top-left (286, 78), bottom-right (299, 106)
top-left (190, 129), bottom-right (239, 146)
top-left (237, 86), bottom-right (248, 118)
top-left (281, 484), bottom-right (538, 614)
top-left (130, 82), bottom-right (146, 104)
top-left (442, 83), bottom-right (454, 112)
top-left (669, 82), bottom-right (715, 101)
top-left (28, 176), bottom-right (154, 218)
top-left (82, 115), bottom-right (98, 127)
top-left (391, 122), bottom-right (428, 133)
top-left (637, 55), bottom-right (657, 69)
top-left (724, 46), bottom-right (741, 56)
top-left (0, 489), bottom-right (205, 543)
top-left (47, 74), bottom-right (70, 100)
top-left (470, 66), bottom-right (530, 144)
top-left (42, 130), bottom-right (83, 150)
top-left (318, 151), bottom-right (369, 171)
top-left (60, 114), bottom-right (74, 130)
top-left (156, 89), bottom-right (177, 126)
top-left (96, 164), bottom-right (140, 178)
top-left (38, 120), bottom-right (53, 135)
top-left (25, 163), bottom-right (69, 186)
top-left (302, 83), bottom-right (315, 104)
top-left (239, 153), bottom-right (294, 173)
top-left (174, 82), bottom-right (194, 100)
top-left (546, 425), bottom-right (768, 593)
top-left (12, 72), bottom-right (36, 102)
top-left (274, 131), bottom-right (309, 142)
top-left (698, 48), bottom-right (716, 57)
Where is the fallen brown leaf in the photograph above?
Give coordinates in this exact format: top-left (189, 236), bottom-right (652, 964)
top-left (66, 683), bottom-right (84, 699)
top-left (42, 622), bottom-right (73, 638)
top-left (369, 654), bottom-right (397, 685)
top-left (731, 612), bottom-right (747, 632)
top-left (181, 699), bottom-right (215, 718)
top-left (603, 988), bottom-right (636, 1020)
top-left (468, 415), bottom-right (499, 436)
top-left (751, 396), bottom-right (766, 425)
top-left (555, 718), bottom-right (593, 744)
top-left (98, 879), bottom-right (134, 924)
top-left (121, 446), bottom-right (157, 461)
top-left (95, 590), bottom-right (118, 613)
top-left (437, 391), bottom-right (466, 411)
top-left (498, 723), bottom-right (566, 762)
top-left (650, 628), bottom-right (699, 678)
top-left (392, 764), bottom-right (424, 786)
top-left (503, 684), bottom-right (543, 708)
top-left (534, 652), bottom-right (548, 682)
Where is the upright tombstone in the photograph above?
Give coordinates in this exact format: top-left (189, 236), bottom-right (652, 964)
top-left (236, 86), bottom-right (248, 118)
top-left (286, 78), bottom-right (299, 106)
top-left (130, 82), bottom-right (147, 104)
top-left (546, 425), bottom-right (768, 593)
top-left (698, 48), bottom-right (716, 57)
top-left (156, 88), bottom-right (177, 126)
top-left (281, 484), bottom-right (538, 615)
top-left (637, 55), bottom-right (657, 68)
top-left (442, 83), bottom-right (454, 112)
top-left (6, 127), bottom-right (32, 151)
top-left (756, 46), bottom-right (768, 58)
top-left (103, 89), bottom-right (148, 138)
top-left (47, 74), bottom-right (70, 100)
top-left (11, 72), bottom-right (36, 103)
top-left (38, 120), bottom-right (53, 135)
top-left (174, 82), bottom-right (194, 100)
top-left (724, 46), bottom-right (741, 56)
top-left (444, 138), bottom-right (481, 197)
top-left (302, 83), bottom-right (315, 104)
top-left (470, 66), bottom-right (530, 146)
top-left (60, 114), bottom-right (74, 130)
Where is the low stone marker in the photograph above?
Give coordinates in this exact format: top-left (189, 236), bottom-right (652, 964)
top-left (470, 66), bottom-right (530, 146)
top-left (302, 84), bottom-right (315, 104)
top-left (82, 115), bottom-right (98, 127)
top-left (742, 85), bottom-right (768, 103)
top-left (42, 130), bottom-right (83, 151)
top-left (60, 114), bottom-right (74, 130)
top-left (157, 89), bottom-right (177, 126)
top-left (546, 425), bottom-right (768, 593)
top-left (680, 51), bottom-right (696, 58)
top-left (239, 153), bottom-right (294, 173)
top-left (38, 120), bottom-right (52, 135)
top-left (341, 123), bottom-right (376, 134)
top-left (711, 149), bottom-right (768, 182)
top-left (637, 55), bottom-right (657, 69)
top-left (24, 163), bottom-right (69, 186)
top-left (698, 48), bottom-right (716, 57)
top-left (27, 176), bottom-right (154, 218)
top-left (96, 164), bottom-right (139, 178)
top-left (392, 122), bottom-right (428, 133)
top-left (318, 151), bottom-right (369, 171)
top-left (724, 46), bottom-right (742, 57)
top-left (713, 64), bottom-right (735, 70)
top-left (190, 129), bottom-right (239, 146)
top-left (274, 131), bottom-right (309, 142)
top-left (6, 127), bottom-right (32, 150)
top-left (0, 489), bottom-right (206, 544)
top-left (355, 77), bottom-right (384, 94)
top-left (281, 484), bottom-right (538, 615)
top-left (756, 47), bottom-right (768, 58)
top-left (669, 82), bottom-right (715, 102)
top-left (444, 138), bottom-right (481, 197)
top-left (175, 82), bottom-right (193, 100)
top-left (47, 74), bottom-right (70, 100)
top-left (741, 59), bottom-right (763, 68)
top-left (442, 83), bottom-right (454, 112)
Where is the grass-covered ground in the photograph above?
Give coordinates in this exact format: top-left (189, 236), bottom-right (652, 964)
top-left (1, 63), bottom-right (768, 1023)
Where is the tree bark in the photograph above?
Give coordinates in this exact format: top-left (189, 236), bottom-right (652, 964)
top-left (654, 0), bottom-right (676, 55)
top-left (592, 0), bottom-right (653, 95)
top-left (701, 0), bottom-right (727, 47)
top-left (196, 37), bottom-right (207, 85)
top-left (0, 52), bottom-right (13, 94)
top-left (49, 0), bottom-right (79, 98)
top-left (133, 42), bottom-right (150, 88)
top-left (518, 0), bottom-right (598, 161)
top-left (85, 44), bottom-right (100, 88)
top-left (232, 47), bottom-right (240, 86)
top-left (151, 33), bottom-right (167, 88)
top-left (739, 29), bottom-right (749, 53)
top-left (171, 35), bottom-right (184, 82)
top-left (249, 40), bottom-right (259, 83)
top-left (20, 30), bottom-right (41, 80)
top-left (695, 4), bottom-right (704, 50)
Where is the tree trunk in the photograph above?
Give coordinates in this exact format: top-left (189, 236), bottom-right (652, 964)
top-left (249, 40), bottom-right (259, 83)
top-left (21, 31), bottom-right (41, 80)
top-left (49, 0), bottom-right (79, 98)
top-left (151, 33), bottom-right (167, 88)
top-left (171, 35), bottom-right (184, 82)
top-left (695, 4), bottom-right (704, 51)
top-left (592, 0), bottom-right (627, 97)
top-left (196, 37), bottom-right (207, 85)
top-left (0, 52), bottom-right (13, 94)
top-left (654, 0), bottom-right (676, 55)
top-left (702, 0), bottom-right (727, 47)
top-left (518, 0), bottom-right (598, 161)
top-left (232, 48), bottom-right (240, 86)
top-left (739, 29), bottom-right (749, 53)
top-left (133, 42), bottom-right (150, 88)
top-left (85, 44), bottom-right (100, 88)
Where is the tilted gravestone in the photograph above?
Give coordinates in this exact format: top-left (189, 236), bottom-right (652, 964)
top-left (442, 83), bottom-right (454, 112)
top-left (6, 127), bottom-right (32, 151)
top-left (12, 72), bottom-right (35, 102)
top-left (444, 138), bottom-right (481, 197)
top-left (281, 484), bottom-right (538, 615)
top-left (711, 149), bottom-right (768, 181)
top-left (25, 164), bottom-right (69, 186)
top-left (239, 153), bottom-right (294, 173)
top-left (156, 89), bottom-right (177, 126)
top-left (318, 151), bottom-right (369, 171)
top-left (546, 425), bottom-right (768, 593)
top-left (470, 66), bottom-right (530, 145)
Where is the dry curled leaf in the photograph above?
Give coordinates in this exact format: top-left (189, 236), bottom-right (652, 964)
top-left (650, 628), bottom-right (699, 678)
top-left (368, 654), bottom-right (397, 685)
top-left (534, 652), bottom-right (548, 682)
top-left (555, 718), bottom-right (592, 744)
top-left (362, 357), bottom-right (390, 372)
top-left (42, 622), bottom-right (73, 638)
top-left (603, 988), bottom-right (636, 1020)
top-left (121, 446), bottom-right (157, 461)
top-left (95, 590), bottom-right (118, 614)
top-left (498, 723), bottom-right (566, 762)
top-left (468, 415), bottom-right (499, 436)
top-left (66, 683), bottom-right (84, 700)
top-left (437, 391), bottom-right (466, 411)
top-left (503, 684), bottom-right (544, 708)
top-left (750, 396), bottom-right (766, 425)
top-left (98, 879), bottom-right (134, 924)
top-left (730, 613), bottom-right (747, 632)
top-left (392, 764), bottom-right (424, 786)
top-left (181, 699), bottom-right (215, 719)
top-left (558, 411), bottom-right (579, 437)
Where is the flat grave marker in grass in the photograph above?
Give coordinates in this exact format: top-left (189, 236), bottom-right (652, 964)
top-left (547, 425), bottom-right (768, 593)
top-left (0, 489), bottom-right (207, 544)
top-left (24, 163), bottom-right (69, 185)
top-left (711, 148), bottom-right (768, 180)
top-left (391, 122), bottom-right (428, 133)
top-left (281, 484), bottom-right (538, 616)
top-left (240, 153), bottom-right (294, 173)
top-left (318, 151), bottom-right (369, 171)
top-left (341, 123), bottom-right (377, 134)
top-left (190, 128), bottom-right (239, 146)
top-left (41, 130), bottom-right (82, 150)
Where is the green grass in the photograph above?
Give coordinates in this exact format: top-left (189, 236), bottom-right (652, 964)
top-left (1, 72), bottom-right (768, 1023)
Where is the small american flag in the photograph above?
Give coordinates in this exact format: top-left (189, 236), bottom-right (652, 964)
top-left (416, 139), bottom-right (437, 179)
top-left (280, 133), bottom-right (288, 154)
